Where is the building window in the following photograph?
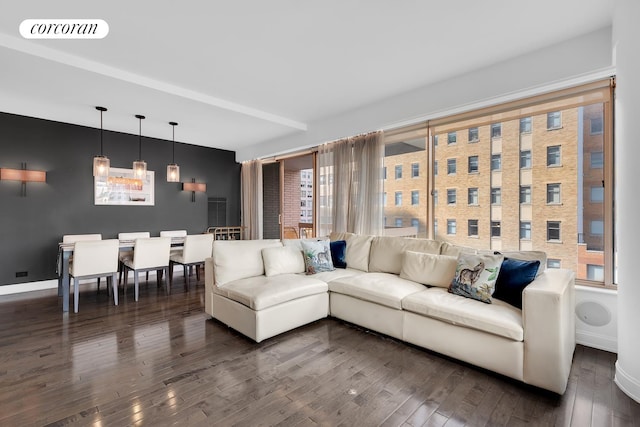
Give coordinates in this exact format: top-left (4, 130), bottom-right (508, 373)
top-left (547, 111), bottom-right (562, 129)
top-left (591, 117), bottom-right (604, 135)
top-left (395, 165), bottom-right (402, 179)
top-left (394, 191), bottom-right (402, 206)
top-left (591, 151), bottom-right (604, 169)
top-left (520, 186), bottom-right (531, 204)
top-left (447, 189), bottom-right (456, 205)
top-left (447, 132), bottom-right (457, 145)
top-left (395, 218), bottom-right (403, 227)
top-left (547, 183), bottom-right (561, 204)
top-left (491, 221), bottom-right (501, 237)
top-left (434, 135), bottom-right (438, 146)
top-left (468, 187), bottom-right (479, 205)
top-left (383, 167), bottom-right (387, 180)
top-left (468, 219), bottom-right (479, 237)
top-left (411, 190), bottom-right (419, 206)
top-left (547, 145), bottom-right (561, 166)
top-left (468, 156), bottom-right (479, 173)
top-left (447, 158), bottom-right (457, 175)
top-left (468, 127), bottom-right (479, 142)
top-left (587, 264), bottom-right (604, 281)
top-left (411, 163), bottom-right (419, 178)
top-left (591, 186), bottom-right (604, 203)
top-left (491, 187), bottom-right (501, 205)
top-left (520, 221), bottom-right (532, 240)
top-left (520, 150), bottom-right (532, 168)
top-left (382, 192), bottom-right (387, 206)
top-left (433, 190), bottom-right (438, 206)
top-left (434, 161), bottom-right (438, 176)
top-left (491, 154), bottom-right (501, 171)
top-left (434, 219), bottom-right (438, 235)
top-left (547, 259), bottom-right (561, 269)
top-left (591, 220), bottom-right (604, 236)
top-left (447, 219), bottom-right (457, 235)
top-left (520, 117), bottom-right (532, 133)
top-left (411, 218), bottom-right (419, 229)
top-left (547, 221), bottom-right (561, 241)
top-left (491, 123), bottom-right (502, 139)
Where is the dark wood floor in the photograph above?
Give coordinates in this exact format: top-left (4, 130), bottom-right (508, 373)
top-left (0, 276), bottom-right (638, 427)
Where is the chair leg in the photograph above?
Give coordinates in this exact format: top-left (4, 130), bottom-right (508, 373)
top-left (112, 273), bottom-right (118, 306)
top-left (73, 277), bottom-right (79, 313)
top-left (123, 266), bottom-right (129, 297)
top-left (134, 271), bottom-right (140, 301)
top-left (195, 264), bottom-right (201, 282)
top-left (97, 277), bottom-right (101, 293)
top-left (184, 265), bottom-right (189, 288)
top-left (146, 271), bottom-right (149, 282)
top-left (169, 261), bottom-right (174, 287)
top-left (164, 267), bottom-right (170, 295)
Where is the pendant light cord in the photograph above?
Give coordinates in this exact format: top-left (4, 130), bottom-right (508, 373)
top-left (172, 125), bottom-right (176, 163)
top-left (138, 117), bottom-right (142, 160)
top-left (100, 109), bottom-right (104, 155)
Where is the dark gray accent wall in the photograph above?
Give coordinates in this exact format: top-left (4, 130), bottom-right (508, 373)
top-left (0, 112), bottom-right (240, 286)
top-left (262, 162), bottom-right (280, 239)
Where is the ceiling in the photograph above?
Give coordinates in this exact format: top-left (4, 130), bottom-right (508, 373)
top-left (0, 1), bottom-right (613, 155)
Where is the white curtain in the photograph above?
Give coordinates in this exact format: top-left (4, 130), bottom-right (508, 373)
top-left (318, 131), bottom-right (384, 236)
top-left (241, 159), bottom-right (263, 240)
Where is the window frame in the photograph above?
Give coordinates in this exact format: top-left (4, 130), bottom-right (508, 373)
top-left (547, 145), bottom-right (562, 167)
top-left (446, 188), bottom-right (457, 205)
top-left (491, 221), bottom-right (501, 238)
top-left (491, 154), bottom-right (502, 171)
top-left (468, 187), bottom-right (479, 205)
top-left (468, 127), bottom-right (479, 143)
top-left (468, 219), bottom-right (479, 237)
top-left (468, 155), bottom-right (479, 173)
top-left (520, 150), bottom-right (532, 168)
top-left (547, 111), bottom-right (562, 130)
top-left (447, 158), bottom-right (457, 175)
top-left (547, 221), bottom-right (561, 242)
top-left (490, 187), bottom-right (501, 205)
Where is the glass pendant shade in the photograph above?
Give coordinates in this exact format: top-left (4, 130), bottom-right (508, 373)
top-left (167, 163), bottom-right (180, 182)
top-left (93, 155), bottom-right (110, 177)
top-left (133, 160), bottom-right (147, 178)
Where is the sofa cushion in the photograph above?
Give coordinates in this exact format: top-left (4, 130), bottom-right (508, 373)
top-left (306, 267), bottom-right (363, 283)
top-left (213, 239), bottom-right (283, 286)
top-left (329, 272), bottom-right (425, 310)
top-left (369, 236), bottom-right (442, 274)
top-left (261, 246), bottom-right (305, 277)
top-left (399, 251), bottom-right (458, 288)
top-left (449, 253), bottom-right (504, 303)
top-left (330, 240), bottom-right (347, 268)
top-left (345, 234), bottom-right (374, 272)
top-left (440, 242), bottom-right (478, 256)
top-left (493, 258), bottom-right (540, 309)
top-left (212, 274), bottom-right (328, 310)
top-left (402, 287), bottom-right (524, 341)
top-left (301, 239), bottom-right (335, 274)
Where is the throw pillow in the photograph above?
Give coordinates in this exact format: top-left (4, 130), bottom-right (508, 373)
top-left (330, 240), bottom-right (347, 268)
top-left (301, 240), bottom-right (335, 274)
top-left (493, 258), bottom-right (540, 309)
top-left (261, 246), bottom-right (306, 277)
top-left (448, 253), bottom-right (504, 303)
top-left (399, 251), bottom-right (458, 288)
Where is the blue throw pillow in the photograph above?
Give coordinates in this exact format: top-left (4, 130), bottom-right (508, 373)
top-left (493, 258), bottom-right (540, 309)
top-left (330, 240), bottom-right (347, 269)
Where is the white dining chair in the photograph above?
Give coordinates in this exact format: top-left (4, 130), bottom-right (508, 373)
top-left (121, 237), bottom-right (171, 301)
top-left (118, 231), bottom-right (151, 284)
top-left (169, 234), bottom-right (214, 289)
top-left (69, 239), bottom-right (119, 313)
top-left (160, 230), bottom-right (187, 258)
top-left (59, 234), bottom-right (103, 292)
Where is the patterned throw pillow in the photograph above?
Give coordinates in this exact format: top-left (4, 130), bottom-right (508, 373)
top-left (448, 253), bottom-right (504, 303)
top-left (301, 240), bottom-right (335, 275)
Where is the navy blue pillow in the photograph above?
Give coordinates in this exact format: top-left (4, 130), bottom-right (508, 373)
top-left (493, 258), bottom-right (540, 309)
top-left (330, 240), bottom-right (347, 269)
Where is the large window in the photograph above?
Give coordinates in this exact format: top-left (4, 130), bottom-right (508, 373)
top-left (447, 158), bottom-right (456, 174)
top-left (395, 165), bottom-right (403, 179)
top-left (468, 156), bottom-right (479, 173)
top-left (411, 163), bottom-right (420, 178)
top-left (468, 188), bottom-right (479, 205)
top-left (547, 146), bottom-right (561, 166)
top-left (520, 186), bottom-right (531, 204)
top-left (491, 123), bottom-right (502, 139)
top-left (447, 219), bottom-right (456, 235)
top-left (447, 189), bottom-right (457, 205)
top-left (468, 127), bottom-right (479, 142)
top-left (547, 221), bottom-right (561, 241)
top-left (520, 150), bottom-right (532, 168)
top-left (447, 132), bottom-right (457, 145)
top-left (491, 154), bottom-right (501, 171)
top-left (491, 187), bottom-right (501, 205)
top-left (520, 221), bottom-right (532, 240)
top-left (411, 190), bottom-right (419, 206)
top-left (547, 183), bottom-right (561, 204)
top-left (547, 111), bottom-right (562, 130)
top-left (468, 219), bottom-right (478, 237)
top-left (520, 117), bottom-right (532, 133)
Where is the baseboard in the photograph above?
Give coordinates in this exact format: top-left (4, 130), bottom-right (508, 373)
top-left (576, 329), bottom-right (617, 353)
top-left (615, 361), bottom-right (640, 404)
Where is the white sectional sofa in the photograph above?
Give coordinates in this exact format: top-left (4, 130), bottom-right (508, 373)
top-left (204, 234), bottom-right (575, 394)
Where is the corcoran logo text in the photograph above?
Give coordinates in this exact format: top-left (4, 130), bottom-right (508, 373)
top-left (19, 19), bottom-right (109, 39)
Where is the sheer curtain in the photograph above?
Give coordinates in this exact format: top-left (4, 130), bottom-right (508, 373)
top-left (241, 159), bottom-right (263, 240)
top-left (318, 131), bottom-right (384, 236)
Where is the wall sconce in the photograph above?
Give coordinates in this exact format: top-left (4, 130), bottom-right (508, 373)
top-left (182, 178), bottom-right (206, 202)
top-left (0, 162), bottom-right (46, 196)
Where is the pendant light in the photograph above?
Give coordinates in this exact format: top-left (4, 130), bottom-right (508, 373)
top-left (133, 114), bottom-right (147, 178)
top-left (92, 106), bottom-right (110, 177)
top-left (166, 121), bottom-right (180, 182)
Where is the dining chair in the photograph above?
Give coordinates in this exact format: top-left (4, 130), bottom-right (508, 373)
top-left (69, 239), bottom-right (119, 313)
top-left (59, 234), bottom-right (103, 292)
top-left (118, 231), bottom-right (151, 284)
top-left (160, 230), bottom-right (187, 258)
top-left (169, 233), bottom-right (214, 289)
top-left (121, 237), bottom-right (171, 301)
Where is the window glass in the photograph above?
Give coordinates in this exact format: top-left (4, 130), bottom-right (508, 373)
top-left (491, 187), bottom-right (501, 205)
top-left (394, 191), bottom-right (402, 206)
top-left (520, 186), bottom-right (531, 204)
top-left (468, 219), bottom-right (478, 237)
top-left (411, 190), bottom-right (419, 206)
top-left (411, 163), bottom-right (419, 178)
top-left (468, 188), bottom-right (479, 205)
top-left (591, 186), bottom-right (604, 202)
top-left (520, 117), bottom-right (532, 133)
top-left (468, 127), bottom-right (479, 142)
top-left (547, 221), bottom-right (561, 241)
top-left (447, 132), bottom-right (457, 144)
top-left (447, 158), bottom-right (456, 174)
top-left (491, 123), bottom-right (502, 138)
top-left (447, 219), bottom-right (456, 235)
top-left (491, 221), bottom-right (501, 237)
top-left (547, 183), bottom-right (561, 204)
top-left (447, 189), bottom-right (456, 205)
top-left (468, 156), bottom-right (479, 173)
top-left (547, 111), bottom-right (562, 129)
top-left (520, 150), bottom-right (532, 168)
top-left (520, 221), bottom-right (532, 239)
top-left (591, 117), bottom-right (603, 135)
top-left (547, 146), bottom-right (561, 166)
top-left (395, 165), bottom-right (402, 179)
top-left (491, 154), bottom-right (501, 171)
top-left (591, 152), bottom-right (604, 168)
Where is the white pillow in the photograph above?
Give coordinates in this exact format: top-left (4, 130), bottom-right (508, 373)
top-left (261, 246), bottom-right (305, 277)
top-left (345, 234), bottom-right (374, 272)
top-left (400, 251), bottom-right (458, 288)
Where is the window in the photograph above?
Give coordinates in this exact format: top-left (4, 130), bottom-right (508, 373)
top-left (547, 259), bottom-right (561, 269)
top-left (434, 219), bottom-right (438, 235)
top-left (520, 150), bottom-right (532, 168)
top-left (520, 221), bottom-right (531, 240)
top-left (520, 117), bottom-right (532, 133)
top-left (547, 183), bottom-right (561, 204)
top-left (591, 220), bottom-right (604, 235)
top-left (491, 154), bottom-right (501, 171)
top-left (491, 187), bottom-right (501, 205)
top-left (382, 192), bottom-right (387, 206)
top-left (591, 117), bottom-right (603, 135)
top-left (394, 191), bottom-right (402, 206)
top-left (468, 219), bottom-right (478, 237)
top-left (468, 156), bottom-right (479, 173)
top-left (433, 190), bottom-right (438, 205)
top-left (433, 135), bottom-right (438, 146)
top-left (447, 219), bottom-right (457, 235)
top-left (520, 186), bottom-right (531, 204)
top-left (411, 190), bottom-right (419, 206)
top-left (447, 132), bottom-right (457, 145)
top-left (591, 186), bottom-right (604, 202)
top-left (447, 189), bottom-right (456, 205)
top-left (395, 218), bottom-right (403, 227)
top-left (468, 187), bottom-right (479, 205)
top-left (547, 145), bottom-right (561, 166)
top-left (491, 123), bottom-right (502, 139)
top-left (468, 127), bottom-right (479, 142)
top-left (491, 221), bottom-right (501, 237)
top-left (319, 175), bottom-right (326, 185)
top-left (434, 161), bottom-right (438, 176)
top-left (447, 158), bottom-right (456, 174)
top-left (547, 111), bottom-right (562, 129)
top-left (383, 167), bottom-right (387, 180)
top-left (411, 218), bottom-right (419, 229)
top-left (411, 163), bottom-right (419, 178)
top-left (395, 165), bottom-right (402, 179)
top-left (591, 151), bottom-right (604, 168)
top-left (587, 264), bottom-right (604, 281)
top-left (547, 221), bottom-right (561, 241)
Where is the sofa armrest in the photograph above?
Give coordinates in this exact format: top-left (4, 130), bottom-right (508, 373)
top-left (522, 268), bottom-right (576, 394)
top-left (205, 257), bottom-right (215, 315)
